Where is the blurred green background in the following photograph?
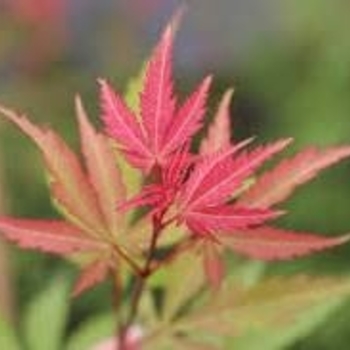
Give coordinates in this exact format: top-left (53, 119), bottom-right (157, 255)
top-left (0, 0), bottom-right (350, 349)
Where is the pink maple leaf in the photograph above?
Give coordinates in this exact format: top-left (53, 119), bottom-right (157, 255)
top-left (175, 139), bottom-right (291, 234)
top-left (100, 19), bottom-right (211, 172)
top-left (124, 71), bottom-right (350, 288)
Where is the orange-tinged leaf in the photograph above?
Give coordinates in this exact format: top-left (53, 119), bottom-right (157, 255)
top-left (222, 226), bottom-right (350, 260)
top-left (239, 145), bottom-right (350, 208)
top-left (76, 97), bottom-right (126, 236)
top-left (0, 217), bottom-right (106, 255)
top-left (0, 105), bottom-right (105, 237)
top-left (200, 89), bottom-right (233, 154)
top-left (72, 258), bottom-right (110, 296)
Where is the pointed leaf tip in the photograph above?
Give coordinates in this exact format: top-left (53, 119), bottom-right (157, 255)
top-left (141, 12), bottom-right (178, 157)
top-left (225, 87), bottom-right (235, 98)
top-left (162, 75), bottom-right (213, 156)
top-left (166, 4), bottom-right (187, 36)
top-left (0, 104), bottom-right (18, 122)
top-left (75, 94), bottom-right (84, 114)
top-left (224, 227), bottom-right (350, 260)
top-left (200, 87), bottom-right (234, 154)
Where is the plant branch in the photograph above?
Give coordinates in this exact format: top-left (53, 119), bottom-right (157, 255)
top-left (112, 243), bottom-right (143, 276)
top-left (119, 214), bottom-right (164, 349)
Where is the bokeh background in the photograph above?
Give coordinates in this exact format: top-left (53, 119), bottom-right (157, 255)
top-left (0, 0), bottom-right (350, 348)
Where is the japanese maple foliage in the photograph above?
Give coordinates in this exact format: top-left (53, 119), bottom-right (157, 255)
top-left (100, 22), bottom-right (212, 172)
top-left (0, 99), bottom-right (138, 296)
top-left (1, 12), bottom-right (350, 349)
top-left (100, 18), bottom-right (350, 287)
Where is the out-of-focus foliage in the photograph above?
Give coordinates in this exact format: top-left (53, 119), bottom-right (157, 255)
top-left (244, 0), bottom-right (350, 145)
top-left (3, 268), bottom-right (350, 350)
top-left (238, 1), bottom-right (350, 348)
top-left (23, 277), bottom-right (70, 350)
top-left (0, 316), bottom-right (19, 350)
top-left (0, 277), bottom-right (69, 350)
top-left (239, 0), bottom-right (350, 251)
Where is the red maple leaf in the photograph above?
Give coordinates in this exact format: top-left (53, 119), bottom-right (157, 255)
top-left (172, 91), bottom-right (350, 287)
top-left (100, 20), bottom-right (211, 172)
top-left (176, 139), bottom-right (291, 233)
top-left (119, 73), bottom-right (350, 288)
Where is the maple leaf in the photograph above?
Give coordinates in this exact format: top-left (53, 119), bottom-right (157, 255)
top-left (0, 99), bottom-right (135, 295)
top-left (100, 19), bottom-right (212, 172)
top-left (180, 142), bottom-right (350, 286)
top-left (153, 83), bottom-right (350, 287)
top-left (115, 66), bottom-right (350, 286)
top-left (100, 13), bottom-right (350, 295)
top-left (209, 144), bottom-right (350, 264)
top-left (176, 139), bottom-right (292, 234)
